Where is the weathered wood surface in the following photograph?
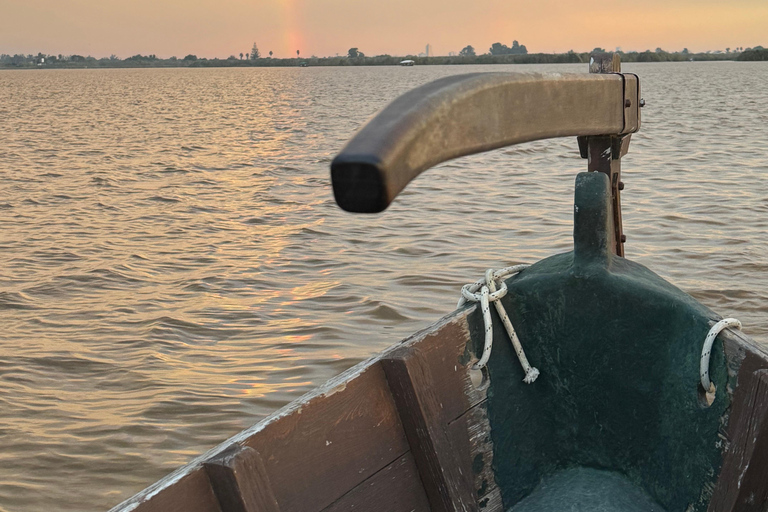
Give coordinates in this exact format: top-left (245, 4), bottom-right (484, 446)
top-left (382, 346), bottom-right (477, 511)
top-left (108, 354), bottom-right (406, 512)
top-left (448, 401), bottom-right (503, 511)
top-left (204, 445), bottom-right (279, 512)
top-left (128, 468), bottom-right (222, 512)
top-left (709, 328), bottom-right (768, 512)
top-left (321, 453), bottom-right (431, 512)
top-left (382, 315), bottom-right (500, 512)
top-left (246, 362), bottom-right (410, 512)
top-left (589, 52), bottom-right (621, 73)
top-left (391, 316), bottom-right (486, 421)
top-left (109, 308), bottom-right (497, 512)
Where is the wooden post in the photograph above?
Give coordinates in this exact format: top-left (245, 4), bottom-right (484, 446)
top-left (204, 444), bottom-right (280, 512)
top-left (578, 52), bottom-right (627, 257)
top-left (589, 52), bottom-right (621, 73)
top-left (382, 348), bottom-right (478, 512)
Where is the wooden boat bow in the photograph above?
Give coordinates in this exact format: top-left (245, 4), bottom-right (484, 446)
top-left (108, 53), bottom-right (768, 512)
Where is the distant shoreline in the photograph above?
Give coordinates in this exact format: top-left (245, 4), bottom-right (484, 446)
top-left (2, 48), bottom-right (766, 69)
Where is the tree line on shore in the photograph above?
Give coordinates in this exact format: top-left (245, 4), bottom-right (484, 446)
top-left (2, 44), bottom-right (766, 69)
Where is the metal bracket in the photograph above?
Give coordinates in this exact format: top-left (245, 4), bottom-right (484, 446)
top-left (620, 73), bottom-right (641, 135)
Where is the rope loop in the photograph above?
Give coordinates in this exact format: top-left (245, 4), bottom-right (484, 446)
top-left (460, 280), bottom-right (507, 304)
top-left (459, 264), bottom-right (538, 383)
top-left (700, 318), bottom-right (741, 396)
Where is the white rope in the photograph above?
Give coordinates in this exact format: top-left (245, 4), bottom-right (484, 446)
top-left (458, 265), bottom-right (539, 383)
top-left (700, 318), bottom-right (742, 395)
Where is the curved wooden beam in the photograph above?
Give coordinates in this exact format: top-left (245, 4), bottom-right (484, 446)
top-left (331, 72), bottom-right (640, 213)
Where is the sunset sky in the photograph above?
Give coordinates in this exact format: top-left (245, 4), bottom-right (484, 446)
top-left (2, 0), bottom-right (766, 59)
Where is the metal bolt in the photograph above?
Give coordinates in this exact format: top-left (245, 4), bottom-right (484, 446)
top-left (624, 99), bottom-right (631, 108)
top-left (621, 234), bottom-right (627, 243)
top-left (639, 98), bottom-right (646, 107)
top-left (618, 181), bottom-right (625, 190)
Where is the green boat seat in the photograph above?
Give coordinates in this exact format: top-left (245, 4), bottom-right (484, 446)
top-left (476, 172), bottom-right (728, 512)
top-left (509, 467), bottom-right (666, 512)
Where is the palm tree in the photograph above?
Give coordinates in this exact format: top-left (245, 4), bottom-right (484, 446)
top-left (239, 53), bottom-right (244, 60)
top-left (269, 51), bottom-right (273, 58)
top-left (296, 50), bottom-right (300, 58)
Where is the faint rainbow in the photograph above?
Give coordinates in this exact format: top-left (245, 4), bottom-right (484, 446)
top-left (280, 0), bottom-right (305, 57)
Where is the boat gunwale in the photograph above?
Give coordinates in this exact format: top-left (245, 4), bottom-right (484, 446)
top-left (107, 305), bottom-right (478, 512)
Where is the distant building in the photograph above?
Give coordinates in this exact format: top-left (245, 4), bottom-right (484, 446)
top-left (426, 44), bottom-right (432, 57)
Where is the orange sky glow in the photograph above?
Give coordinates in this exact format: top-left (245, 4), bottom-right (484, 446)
top-left (2, 0), bottom-right (766, 58)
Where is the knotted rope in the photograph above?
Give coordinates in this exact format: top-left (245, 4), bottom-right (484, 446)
top-left (458, 265), bottom-right (539, 383)
top-left (700, 318), bottom-right (742, 396)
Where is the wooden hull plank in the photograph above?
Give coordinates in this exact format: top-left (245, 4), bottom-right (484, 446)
top-left (245, 362), bottom-right (411, 512)
top-left (129, 468), bottom-right (222, 512)
top-left (321, 452), bottom-right (431, 512)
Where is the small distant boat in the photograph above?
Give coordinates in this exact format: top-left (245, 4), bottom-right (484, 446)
top-left (109, 53), bottom-right (768, 512)
top-left (400, 59), bottom-right (415, 66)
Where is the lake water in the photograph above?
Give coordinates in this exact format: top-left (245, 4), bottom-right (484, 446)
top-left (1, 61), bottom-right (767, 511)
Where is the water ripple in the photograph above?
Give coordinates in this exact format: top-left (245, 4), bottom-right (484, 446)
top-left (0, 62), bottom-right (766, 511)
